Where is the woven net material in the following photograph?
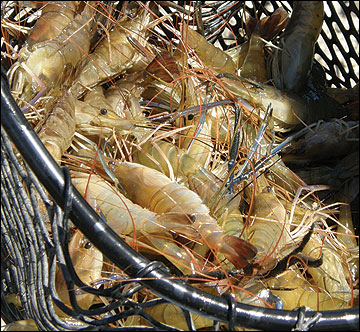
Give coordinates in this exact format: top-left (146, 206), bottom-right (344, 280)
top-left (1, 1), bottom-right (359, 331)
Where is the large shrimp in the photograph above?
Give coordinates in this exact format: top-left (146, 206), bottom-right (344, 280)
top-left (55, 229), bottom-right (103, 315)
top-left (302, 232), bottom-right (353, 303)
top-left (8, 2), bottom-right (94, 110)
top-left (71, 171), bottom-right (204, 274)
top-left (25, 2), bottom-right (78, 46)
top-left (131, 138), bottom-right (247, 269)
top-left (269, 1), bottom-right (324, 93)
top-left (70, 5), bottom-right (152, 97)
top-left (89, 156), bottom-right (257, 270)
top-left (143, 302), bottom-right (213, 330)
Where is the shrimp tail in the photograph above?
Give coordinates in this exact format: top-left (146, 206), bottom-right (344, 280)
top-left (221, 235), bottom-right (258, 269)
top-left (204, 233), bottom-right (257, 269)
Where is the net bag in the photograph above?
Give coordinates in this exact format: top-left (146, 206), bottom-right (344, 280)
top-left (1, 1), bottom-right (359, 331)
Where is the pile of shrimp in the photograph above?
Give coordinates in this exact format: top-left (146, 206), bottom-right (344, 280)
top-left (2, 1), bottom-right (358, 329)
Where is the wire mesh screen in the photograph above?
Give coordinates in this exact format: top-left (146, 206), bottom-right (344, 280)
top-left (1, 128), bottom-right (197, 331)
top-left (1, 1), bottom-right (359, 331)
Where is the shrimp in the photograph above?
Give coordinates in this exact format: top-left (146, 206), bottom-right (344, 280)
top-left (26, 2), bottom-right (78, 47)
top-left (181, 24), bottom-right (237, 74)
top-left (219, 76), bottom-right (346, 132)
top-left (244, 174), bottom-right (292, 267)
top-left (104, 72), bottom-right (145, 120)
top-left (294, 151), bottom-right (359, 188)
top-left (240, 32), bottom-right (267, 83)
top-left (75, 87), bottom-right (133, 139)
top-left (71, 172), bottom-right (203, 274)
top-left (8, 2), bottom-right (94, 109)
top-left (282, 119), bottom-right (359, 163)
top-left (269, 1), bottom-right (324, 93)
top-left (302, 233), bottom-right (353, 303)
top-left (55, 229), bottom-right (103, 315)
top-left (266, 269), bottom-right (349, 310)
top-left (90, 157), bottom-right (257, 270)
top-left (132, 138), bottom-right (247, 269)
top-left (1, 319), bottom-right (39, 331)
top-left (37, 91), bottom-right (76, 163)
top-left (70, 5), bottom-right (152, 97)
top-left (334, 185), bottom-right (359, 288)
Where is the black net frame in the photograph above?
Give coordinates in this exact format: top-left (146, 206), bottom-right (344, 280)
top-left (1, 1), bottom-right (359, 331)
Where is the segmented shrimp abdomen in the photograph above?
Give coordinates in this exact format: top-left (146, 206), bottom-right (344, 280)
top-left (38, 92), bottom-right (76, 163)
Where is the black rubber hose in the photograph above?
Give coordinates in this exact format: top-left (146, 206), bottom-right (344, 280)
top-left (1, 68), bottom-right (358, 331)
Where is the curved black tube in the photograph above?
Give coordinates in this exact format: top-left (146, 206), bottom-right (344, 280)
top-left (1, 68), bottom-right (358, 331)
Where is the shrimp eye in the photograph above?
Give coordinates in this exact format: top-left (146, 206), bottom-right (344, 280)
top-left (188, 114), bottom-right (194, 120)
top-left (84, 242), bottom-right (92, 249)
top-left (100, 109), bottom-right (107, 115)
top-left (266, 186), bottom-right (272, 193)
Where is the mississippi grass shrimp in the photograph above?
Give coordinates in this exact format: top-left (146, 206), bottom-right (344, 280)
top-left (71, 171), bottom-right (204, 274)
top-left (55, 229), bottom-right (103, 314)
top-left (8, 2), bottom-right (95, 111)
top-left (70, 4), bottom-right (152, 97)
top-left (86, 155), bottom-right (257, 270)
top-left (269, 1), bottom-right (324, 93)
